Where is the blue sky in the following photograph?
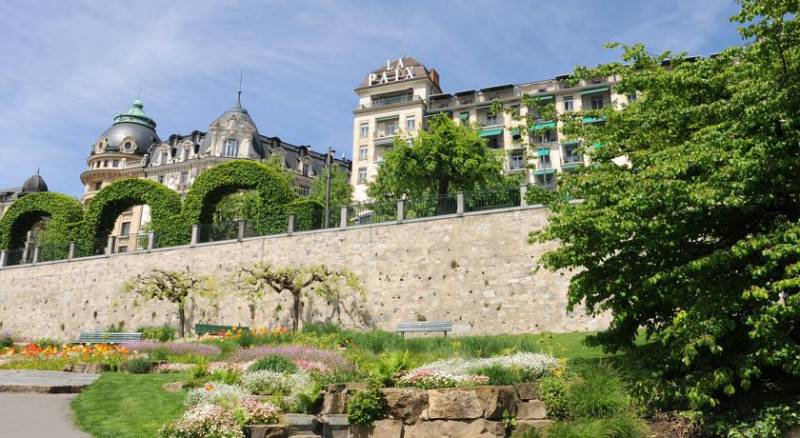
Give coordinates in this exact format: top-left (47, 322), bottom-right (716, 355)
top-left (0, 0), bottom-right (743, 197)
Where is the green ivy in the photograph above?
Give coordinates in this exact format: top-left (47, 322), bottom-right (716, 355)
top-left (0, 192), bottom-right (83, 250)
top-left (181, 160), bottom-right (297, 236)
top-left (80, 178), bottom-right (183, 254)
top-left (284, 198), bottom-right (325, 231)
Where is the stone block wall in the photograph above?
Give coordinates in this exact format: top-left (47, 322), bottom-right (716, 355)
top-left (0, 207), bottom-right (608, 339)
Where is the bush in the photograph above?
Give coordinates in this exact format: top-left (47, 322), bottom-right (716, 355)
top-left (0, 333), bottom-right (13, 349)
top-left (33, 338), bottom-right (60, 349)
top-left (346, 388), bottom-right (387, 426)
top-left (539, 375), bottom-right (570, 420)
top-left (366, 351), bottom-right (415, 387)
top-left (138, 325), bottom-right (176, 342)
top-left (546, 415), bottom-right (645, 438)
top-left (247, 354), bottom-right (298, 373)
top-left (184, 382), bottom-right (253, 407)
top-left (474, 364), bottom-right (524, 386)
top-left (124, 358), bottom-right (152, 374)
top-left (566, 363), bottom-right (628, 419)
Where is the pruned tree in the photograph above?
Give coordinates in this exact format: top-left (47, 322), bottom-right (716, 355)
top-left (233, 262), bottom-right (364, 332)
top-left (123, 268), bottom-right (211, 337)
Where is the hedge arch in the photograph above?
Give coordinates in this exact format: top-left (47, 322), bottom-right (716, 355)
top-left (0, 192), bottom-right (84, 250)
top-left (182, 160), bottom-right (297, 234)
top-left (80, 178), bottom-right (183, 253)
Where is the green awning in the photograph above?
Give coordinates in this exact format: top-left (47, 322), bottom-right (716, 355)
top-left (479, 128), bottom-right (503, 137)
top-left (533, 168), bottom-right (557, 176)
top-left (582, 116), bottom-right (606, 124)
top-left (580, 86), bottom-right (609, 96)
top-left (510, 127), bottom-right (520, 137)
top-left (536, 94), bottom-right (554, 101)
top-left (530, 121), bottom-right (556, 131)
top-left (459, 112), bottom-right (470, 121)
top-left (562, 139), bottom-right (581, 146)
top-left (375, 115), bottom-right (400, 122)
top-left (537, 147), bottom-right (550, 157)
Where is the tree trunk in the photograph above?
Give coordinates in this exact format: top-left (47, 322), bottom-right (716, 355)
top-left (178, 304), bottom-right (186, 338)
top-left (292, 291), bottom-right (301, 333)
top-left (249, 303), bottom-right (256, 321)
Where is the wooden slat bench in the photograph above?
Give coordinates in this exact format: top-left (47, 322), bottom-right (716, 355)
top-left (76, 332), bottom-right (142, 344)
top-left (397, 320), bottom-right (453, 338)
top-left (195, 324), bottom-right (250, 337)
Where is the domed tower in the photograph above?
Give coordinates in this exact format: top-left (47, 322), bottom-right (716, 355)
top-left (80, 100), bottom-right (160, 202)
top-left (203, 93), bottom-right (264, 160)
top-left (19, 172), bottom-right (48, 196)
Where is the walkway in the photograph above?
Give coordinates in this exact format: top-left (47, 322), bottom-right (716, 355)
top-left (0, 370), bottom-right (99, 437)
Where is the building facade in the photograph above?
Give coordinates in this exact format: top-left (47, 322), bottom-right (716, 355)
top-left (0, 173), bottom-right (49, 218)
top-left (351, 57), bottom-right (632, 202)
top-left (80, 96), bottom-right (350, 250)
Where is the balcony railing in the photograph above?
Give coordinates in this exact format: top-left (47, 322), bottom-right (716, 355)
top-left (357, 95), bottom-right (422, 110)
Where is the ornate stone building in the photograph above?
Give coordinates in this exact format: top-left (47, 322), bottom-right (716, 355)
top-left (0, 173), bottom-right (49, 218)
top-left (79, 95), bottom-right (350, 250)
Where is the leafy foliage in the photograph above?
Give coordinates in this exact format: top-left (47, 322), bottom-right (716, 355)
top-left (532, 1), bottom-right (800, 433)
top-left (346, 388), bottom-right (387, 426)
top-left (0, 192), bottom-right (83, 250)
top-left (246, 354), bottom-right (298, 373)
top-left (124, 358), bottom-right (153, 374)
top-left (124, 269), bottom-right (211, 338)
top-left (368, 113), bottom-right (503, 202)
top-left (137, 325), bottom-right (177, 342)
top-left (309, 164), bottom-right (352, 224)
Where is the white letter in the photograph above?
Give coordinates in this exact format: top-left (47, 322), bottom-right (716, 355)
top-left (394, 68), bottom-right (400, 81)
top-left (397, 58), bottom-right (405, 69)
top-left (386, 59), bottom-right (392, 70)
top-left (405, 67), bottom-right (415, 79)
top-left (379, 72), bottom-right (389, 84)
top-left (368, 73), bottom-right (377, 85)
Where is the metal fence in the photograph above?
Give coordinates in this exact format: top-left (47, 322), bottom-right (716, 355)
top-left (0, 186), bottom-right (533, 267)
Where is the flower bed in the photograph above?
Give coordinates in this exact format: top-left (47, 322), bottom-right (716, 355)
top-left (160, 399), bottom-right (280, 438)
top-left (231, 345), bottom-right (352, 372)
top-left (1, 342), bottom-right (130, 369)
top-left (127, 340), bottom-right (222, 358)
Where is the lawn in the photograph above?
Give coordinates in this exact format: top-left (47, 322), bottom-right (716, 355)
top-left (72, 373), bottom-right (187, 438)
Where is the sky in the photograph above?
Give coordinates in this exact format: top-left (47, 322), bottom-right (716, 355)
top-left (0, 0), bottom-right (744, 197)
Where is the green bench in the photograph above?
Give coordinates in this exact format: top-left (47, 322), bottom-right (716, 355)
top-left (76, 332), bottom-right (142, 344)
top-left (194, 324), bottom-right (250, 336)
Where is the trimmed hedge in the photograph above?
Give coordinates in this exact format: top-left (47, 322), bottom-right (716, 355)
top-left (181, 160), bottom-right (296, 235)
top-left (0, 192), bottom-right (83, 250)
top-left (80, 178), bottom-right (184, 254)
top-left (285, 198), bottom-right (325, 231)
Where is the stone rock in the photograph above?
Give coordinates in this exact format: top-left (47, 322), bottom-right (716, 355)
top-left (516, 419), bottom-right (553, 434)
top-left (63, 363), bottom-right (110, 374)
top-left (321, 383), bottom-right (370, 415)
top-left (351, 419), bottom-right (404, 438)
top-left (243, 424), bottom-right (287, 438)
top-left (321, 414), bottom-right (348, 438)
top-left (516, 400), bottom-right (548, 420)
top-left (404, 419), bottom-right (504, 438)
top-left (285, 413), bottom-right (320, 435)
top-left (424, 389), bottom-right (483, 420)
top-left (472, 385), bottom-right (517, 419)
top-left (382, 388), bottom-right (428, 424)
top-left (787, 427), bottom-right (800, 438)
top-left (161, 381), bottom-right (184, 393)
top-left (514, 382), bottom-right (539, 400)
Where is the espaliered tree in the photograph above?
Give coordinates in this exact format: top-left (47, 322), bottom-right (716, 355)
top-left (533, 1), bottom-right (800, 433)
top-left (123, 268), bottom-right (211, 338)
top-left (233, 262), bottom-right (363, 332)
top-left (368, 113), bottom-right (503, 211)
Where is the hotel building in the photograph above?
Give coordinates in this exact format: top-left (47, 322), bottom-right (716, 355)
top-left (350, 57), bottom-right (631, 202)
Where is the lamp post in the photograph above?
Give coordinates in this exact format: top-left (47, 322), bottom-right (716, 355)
top-left (324, 146), bottom-right (333, 228)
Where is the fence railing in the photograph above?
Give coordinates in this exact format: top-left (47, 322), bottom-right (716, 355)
top-left (0, 186), bottom-right (536, 268)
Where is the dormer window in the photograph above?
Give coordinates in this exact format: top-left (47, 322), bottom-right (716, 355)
top-left (224, 138), bottom-right (239, 157)
top-left (161, 151), bottom-right (169, 164)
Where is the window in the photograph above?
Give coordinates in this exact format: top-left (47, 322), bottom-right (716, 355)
top-left (112, 159), bottom-right (119, 168)
top-left (117, 246), bottom-right (128, 253)
top-left (161, 151), bottom-right (168, 164)
top-left (120, 222), bottom-right (131, 236)
top-left (357, 167), bottom-right (367, 184)
top-left (509, 155), bottom-right (525, 171)
top-left (359, 145), bottom-right (368, 161)
top-left (485, 112), bottom-right (499, 126)
top-left (179, 172), bottom-right (188, 184)
top-left (359, 122), bottom-right (369, 138)
top-left (103, 160), bottom-right (109, 167)
top-left (406, 115), bottom-right (416, 132)
top-left (591, 96), bottom-right (604, 110)
top-left (563, 96), bottom-right (574, 112)
top-left (94, 182), bottom-right (102, 191)
top-left (539, 154), bottom-right (552, 168)
top-left (224, 138), bottom-right (239, 157)
top-left (564, 144), bottom-right (582, 163)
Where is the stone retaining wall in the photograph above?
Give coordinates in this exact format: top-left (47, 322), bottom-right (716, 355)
top-left (0, 207), bottom-right (608, 339)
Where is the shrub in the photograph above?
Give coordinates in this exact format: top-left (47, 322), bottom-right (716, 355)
top-left (160, 403), bottom-right (244, 438)
top-left (0, 333), bottom-right (13, 349)
top-left (235, 399), bottom-right (281, 425)
top-left (33, 338), bottom-right (60, 349)
top-left (238, 370), bottom-right (317, 412)
top-left (539, 375), bottom-right (570, 420)
top-left (185, 382), bottom-right (253, 407)
top-left (397, 369), bottom-right (489, 389)
top-left (247, 355), bottom-right (298, 373)
top-left (546, 415), bottom-right (645, 438)
top-left (473, 364), bottom-right (524, 386)
top-left (346, 388), bottom-right (387, 426)
top-left (366, 350), bottom-right (416, 387)
top-left (128, 341), bottom-right (221, 358)
top-left (208, 368), bottom-right (242, 386)
top-left (404, 352), bottom-right (558, 383)
top-left (566, 363), bottom-right (628, 419)
top-left (138, 325), bottom-right (177, 342)
top-left (124, 358), bottom-right (153, 374)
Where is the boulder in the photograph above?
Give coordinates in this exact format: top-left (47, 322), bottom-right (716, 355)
top-left (514, 383), bottom-right (539, 401)
top-left (243, 424), bottom-right (288, 438)
top-left (161, 381), bottom-right (184, 393)
top-left (284, 413), bottom-right (320, 435)
top-left (404, 419), bottom-right (504, 438)
top-left (382, 388), bottom-right (428, 424)
top-left (351, 419), bottom-right (404, 438)
top-left (472, 385), bottom-right (518, 419)
top-left (321, 414), bottom-right (349, 438)
top-left (424, 389), bottom-right (483, 420)
top-left (516, 400), bottom-right (548, 420)
top-left (515, 419), bottom-right (553, 434)
top-left (321, 383), bottom-right (370, 415)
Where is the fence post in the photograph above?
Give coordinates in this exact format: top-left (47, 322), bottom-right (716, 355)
top-left (68, 242), bottom-right (76, 259)
top-left (21, 240), bottom-right (31, 264)
top-left (456, 192), bottom-right (465, 216)
top-left (288, 214), bottom-right (296, 235)
top-left (237, 220), bottom-right (246, 241)
top-left (147, 232), bottom-right (155, 251)
top-left (397, 199), bottom-right (405, 223)
top-left (32, 246), bottom-right (40, 264)
top-left (340, 206), bottom-right (348, 229)
top-left (106, 236), bottom-right (116, 255)
top-left (519, 184), bottom-right (528, 207)
top-left (191, 225), bottom-right (199, 246)
top-left (0, 249), bottom-right (6, 267)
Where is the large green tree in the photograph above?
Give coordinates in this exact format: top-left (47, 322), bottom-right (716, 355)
top-left (309, 165), bottom-right (352, 212)
top-left (533, 1), bottom-right (800, 434)
top-left (367, 114), bottom-right (503, 203)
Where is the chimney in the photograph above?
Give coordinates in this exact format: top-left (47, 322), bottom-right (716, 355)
top-left (428, 68), bottom-right (440, 88)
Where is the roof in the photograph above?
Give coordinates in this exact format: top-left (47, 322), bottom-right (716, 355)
top-left (356, 57), bottom-right (439, 91)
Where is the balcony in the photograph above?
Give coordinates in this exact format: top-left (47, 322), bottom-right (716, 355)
top-left (357, 95), bottom-right (422, 110)
top-left (373, 129), bottom-right (399, 145)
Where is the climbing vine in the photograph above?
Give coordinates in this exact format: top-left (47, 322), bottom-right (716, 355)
top-left (0, 192), bottom-right (83, 250)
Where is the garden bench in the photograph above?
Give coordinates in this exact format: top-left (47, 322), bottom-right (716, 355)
top-left (75, 332), bottom-right (142, 344)
top-left (194, 324), bottom-right (250, 336)
top-left (397, 320), bottom-right (453, 338)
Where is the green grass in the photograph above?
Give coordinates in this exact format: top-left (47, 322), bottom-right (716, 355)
top-left (72, 373), bottom-right (186, 438)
